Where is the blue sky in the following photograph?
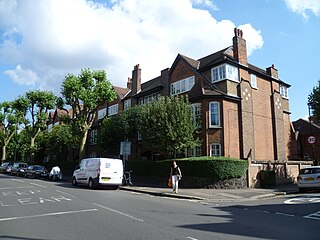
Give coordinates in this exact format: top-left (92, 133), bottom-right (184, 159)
top-left (0, 0), bottom-right (319, 121)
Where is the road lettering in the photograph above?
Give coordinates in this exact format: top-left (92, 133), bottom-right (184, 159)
top-left (1, 196), bottom-right (72, 207)
top-left (284, 197), bottom-right (320, 204)
top-left (304, 211), bottom-right (320, 220)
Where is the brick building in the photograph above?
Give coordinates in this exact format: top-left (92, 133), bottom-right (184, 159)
top-left (290, 118), bottom-right (320, 165)
top-left (86, 28), bottom-right (291, 163)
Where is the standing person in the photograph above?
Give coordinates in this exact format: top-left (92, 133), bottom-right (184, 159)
top-left (170, 160), bottom-right (182, 194)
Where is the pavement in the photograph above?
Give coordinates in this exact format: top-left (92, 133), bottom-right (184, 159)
top-left (63, 175), bottom-right (299, 202)
top-left (119, 184), bottom-right (300, 202)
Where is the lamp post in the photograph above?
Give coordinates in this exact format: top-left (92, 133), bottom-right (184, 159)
top-left (307, 102), bottom-right (317, 165)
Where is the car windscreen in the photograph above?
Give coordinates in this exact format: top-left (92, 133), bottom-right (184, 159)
top-left (300, 168), bottom-right (320, 174)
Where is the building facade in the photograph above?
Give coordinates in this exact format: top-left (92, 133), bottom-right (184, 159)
top-left (84, 28), bottom-right (291, 163)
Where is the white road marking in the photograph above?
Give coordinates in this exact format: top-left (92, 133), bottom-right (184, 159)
top-left (304, 211), bottom-right (320, 220)
top-left (186, 237), bottom-right (199, 240)
top-left (29, 182), bottom-right (47, 188)
top-left (0, 209), bottom-right (98, 222)
top-left (0, 186), bottom-right (33, 190)
top-left (55, 190), bottom-right (78, 199)
top-left (284, 197), bottom-right (320, 204)
top-left (275, 212), bottom-right (294, 217)
top-left (93, 203), bottom-right (144, 222)
top-left (11, 179), bottom-right (25, 183)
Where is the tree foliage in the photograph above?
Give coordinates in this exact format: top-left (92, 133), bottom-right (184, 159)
top-left (140, 96), bottom-right (199, 157)
top-left (0, 100), bottom-right (25, 161)
top-left (14, 90), bottom-right (57, 161)
top-left (98, 96), bottom-right (200, 159)
top-left (98, 106), bottom-right (143, 155)
top-left (60, 68), bottom-right (117, 160)
top-left (308, 79), bottom-right (320, 122)
top-left (36, 125), bottom-right (78, 162)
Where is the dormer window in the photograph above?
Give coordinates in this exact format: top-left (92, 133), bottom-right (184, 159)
top-left (280, 85), bottom-right (289, 99)
top-left (108, 104), bottom-right (118, 116)
top-left (97, 108), bottom-right (107, 120)
top-left (211, 64), bottom-right (239, 83)
top-left (170, 76), bottom-right (195, 96)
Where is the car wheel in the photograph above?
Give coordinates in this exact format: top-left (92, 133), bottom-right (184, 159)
top-left (72, 177), bottom-right (78, 186)
top-left (299, 188), bottom-right (306, 193)
top-left (88, 178), bottom-right (94, 189)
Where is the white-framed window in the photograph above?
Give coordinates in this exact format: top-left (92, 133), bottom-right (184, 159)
top-left (139, 93), bottom-right (161, 105)
top-left (211, 64), bottom-right (239, 83)
top-left (108, 104), bottom-right (118, 116)
top-left (97, 108), bottom-right (107, 120)
top-left (210, 143), bottom-right (221, 157)
top-left (192, 103), bottom-right (202, 128)
top-left (209, 101), bottom-right (220, 127)
top-left (124, 99), bottom-right (131, 110)
top-left (186, 146), bottom-right (202, 157)
top-left (250, 74), bottom-right (257, 88)
top-left (170, 76), bottom-right (195, 95)
top-left (90, 129), bottom-right (98, 144)
top-left (280, 85), bottom-right (289, 99)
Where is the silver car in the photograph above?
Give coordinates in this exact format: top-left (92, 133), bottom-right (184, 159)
top-left (297, 166), bottom-right (320, 192)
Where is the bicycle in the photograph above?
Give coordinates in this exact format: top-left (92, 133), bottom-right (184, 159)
top-left (123, 170), bottom-right (133, 186)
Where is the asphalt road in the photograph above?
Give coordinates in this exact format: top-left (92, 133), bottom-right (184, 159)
top-left (0, 174), bottom-right (319, 240)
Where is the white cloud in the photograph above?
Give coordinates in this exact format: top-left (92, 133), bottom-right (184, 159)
top-left (4, 65), bottom-right (39, 86)
top-left (284, 0), bottom-right (320, 19)
top-left (0, 0), bottom-right (264, 94)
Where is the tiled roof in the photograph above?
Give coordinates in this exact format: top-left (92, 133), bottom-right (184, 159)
top-left (179, 54), bottom-right (200, 69)
top-left (114, 86), bottom-right (130, 99)
top-left (198, 47), bottom-right (230, 69)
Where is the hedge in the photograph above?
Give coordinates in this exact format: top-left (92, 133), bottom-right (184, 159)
top-left (125, 157), bottom-right (248, 181)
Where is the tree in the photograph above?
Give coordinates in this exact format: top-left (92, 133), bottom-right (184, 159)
top-left (98, 106), bottom-right (143, 156)
top-left (308, 79), bottom-right (320, 122)
top-left (0, 100), bottom-right (25, 162)
top-left (15, 90), bottom-right (57, 161)
top-left (140, 96), bottom-right (199, 158)
top-left (61, 68), bottom-right (116, 160)
top-left (36, 125), bottom-right (78, 162)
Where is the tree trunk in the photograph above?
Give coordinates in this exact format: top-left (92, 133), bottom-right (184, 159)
top-left (30, 136), bottom-right (35, 162)
top-left (79, 130), bottom-right (88, 160)
top-left (1, 145), bottom-right (6, 161)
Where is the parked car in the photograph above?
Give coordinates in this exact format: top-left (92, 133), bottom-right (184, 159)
top-left (297, 166), bottom-right (320, 192)
top-left (10, 162), bottom-right (29, 176)
top-left (72, 158), bottom-right (123, 189)
top-left (0, 162), bottom-right (13, 174)
top-left (25, 165), bottom-right (49, 179)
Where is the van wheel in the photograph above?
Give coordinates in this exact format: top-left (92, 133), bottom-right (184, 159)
top-left (88, 178), bottom-right (94, 189)
top-left (72, 177), bottom-right (78, 186)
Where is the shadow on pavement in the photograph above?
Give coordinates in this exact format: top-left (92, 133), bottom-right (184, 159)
top-left (177, 201), bottom-right (320, 240)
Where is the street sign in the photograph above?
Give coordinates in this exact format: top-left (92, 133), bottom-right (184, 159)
top-left (308, 136), bottom-right (316, 144)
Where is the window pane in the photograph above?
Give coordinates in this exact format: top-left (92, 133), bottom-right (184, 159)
top-left (210, 102), bottom-right (220, 127)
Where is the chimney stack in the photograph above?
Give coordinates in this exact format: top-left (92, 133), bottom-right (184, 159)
top-left (131, 64), bottom-right (141, 94)
top-left (233, 28), bottom-right (247, 66)
top-left (266, 64), bottom-right (278, 79)
top-left (127, 77), bottom-right (132, 90)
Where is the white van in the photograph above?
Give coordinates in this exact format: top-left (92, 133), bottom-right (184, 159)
top-left (72, 158), bottom-right (123, 189)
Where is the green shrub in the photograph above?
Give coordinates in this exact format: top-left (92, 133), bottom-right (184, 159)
top-left (125, 157), bottom-right (248, 180)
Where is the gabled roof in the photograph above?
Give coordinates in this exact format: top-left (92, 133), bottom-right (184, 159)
top-left (198, 47), bottom-right (230, 70)
top-left (114, 86), bottom-right (130, 99)
top-left (124, 76), bottom-right (163, 99)
top-left (292, 118), bottom-right (320, 134)
top-left (180, 54), bottom-right (200, 69)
